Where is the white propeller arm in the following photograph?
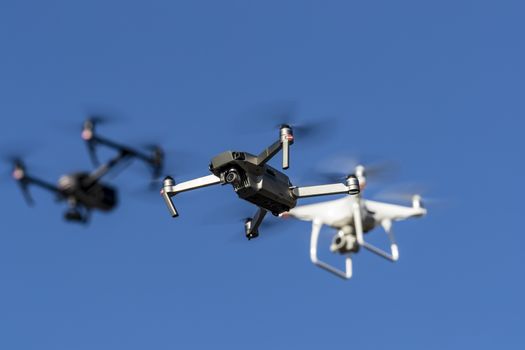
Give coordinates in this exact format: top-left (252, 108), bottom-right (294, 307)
top-left (161, 174), bottom-right (222, 217)
top-left (353, 201), bottom-right (399, 262)
top-left (310, 220), bottom-right (353, 279)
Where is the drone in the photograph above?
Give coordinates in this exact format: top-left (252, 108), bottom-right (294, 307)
top-left (10, 118), bottom-right (164, 223)
top-left (160, 124), bottom-right (362, 239)
top-left (280, 164), bottom-right (427, 279)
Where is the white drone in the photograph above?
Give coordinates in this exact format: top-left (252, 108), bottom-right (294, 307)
top-left (280, 165), bottom-right (427, 279)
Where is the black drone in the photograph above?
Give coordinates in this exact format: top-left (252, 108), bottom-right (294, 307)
top-left (11, 118), bottom-right (164, 223)
top-left (161, 124), bottom-right (361, 239)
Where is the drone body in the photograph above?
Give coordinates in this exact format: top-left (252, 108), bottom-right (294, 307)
top-left (209, 150), bottom-right (296, 215)
top-left (11, 118), bottom-right (163, 223)
top-left (161, 125), bottom-right (361, 239)
top-left (281, 166), bottom-right (427, 279)
top-left (57, 172), bottom-right (118, 211)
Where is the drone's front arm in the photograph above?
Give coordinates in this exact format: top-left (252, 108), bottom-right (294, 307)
top-left (82, 122), bottom-right (163, 180)
top-left (88, 152), bottom-right (131, 184)
top-left (292, 178), bottom-right (360, 199)
top-left (161, 175), bottom-right (221, 217)
top-left (256, 125), bottom-right (294, 169)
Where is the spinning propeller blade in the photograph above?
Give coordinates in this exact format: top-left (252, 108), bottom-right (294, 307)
top-left (142, 144), bottom-right (164, 182)
top-left (372, 184), bottom-right (445, 209)
top-left (240, 100), bottom-right (337, 140)
top-left (17, 180), bottom-right (34, 206)
top-left (313, 155), bottom-right (397, 185)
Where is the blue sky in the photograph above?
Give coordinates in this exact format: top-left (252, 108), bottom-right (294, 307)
top-left (0, 0), bottom-right (523, 349)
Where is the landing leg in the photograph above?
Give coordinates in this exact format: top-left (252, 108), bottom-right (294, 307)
top-left (353, 202), bottom-right (398, 261)
top-left (310, 220), bottom-right (353, 279)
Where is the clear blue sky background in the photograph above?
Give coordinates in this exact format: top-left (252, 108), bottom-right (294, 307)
top-left (0, 0), bottom-right (523, 349)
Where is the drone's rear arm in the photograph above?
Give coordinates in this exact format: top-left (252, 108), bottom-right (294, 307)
top-left (88, 152), bottom-right (132, 184)
top-left (15, 175), bottom-right (61, 205)
top-left (83, 126), bottom-right (163, 180)
top-left (92, 136), bottom-right (154, 164)
top-left (161, 175), bottom-right (222, 217)
top-left (292, 176), bottom-right (360, 199)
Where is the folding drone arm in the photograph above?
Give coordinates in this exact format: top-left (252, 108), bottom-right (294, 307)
top-left (256, 125), bottom-right (294, 169)
top-left (292, 176), bottom-right (360, 199)
top-left (353, 201), bottom-right (399, 262)
top-left (310, 220), bottom-right (353, 279)
top-left (161, 174), bottom-right (222, 217)
top-left (244, 207), bottom-right (268, 239)
top-left (21, 175), bottom-right (61, 195)
top-left (12, 171), bottom-right (61, 206)
top-left (88, 135), bottom-right (157, 164)
top-left (93, 136), bottom-right (154, 164)
top-left (87, 151), bottom-right (132, 184)
top-left (82, 122), bottom-right (163, 179)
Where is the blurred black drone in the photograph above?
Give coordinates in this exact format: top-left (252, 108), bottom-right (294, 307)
top-left (10, 118), bottom-right (164, 223)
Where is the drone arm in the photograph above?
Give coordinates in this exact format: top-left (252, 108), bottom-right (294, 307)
top-left (85, 140), bottom-right (99, 166)
top-left (161, 174), bottom-right (222, 217)
top-left (353, 202), bottom-right (399, 262)
top-left (84, 135), bottom-right (126, 167)
top-left (245, 207), bottom-right (268, 239)
top-left (256, 140), bottom-right (282, 167)
top-left (87, 135), bottom-right (161, 177)
top-left (15, 175), bottom-right (61, 205)
top-left (89, 135), bottom-right (129, 154)
top-left (88, 152), bottom-right (131, 183)
top-left (282, 137), bottom-right (290, 169)
top-left (257, 126), bottom-right (294, 170)
top-left (310, 220), bottom-right (353, 279)
top-left (23, 175), bottom-right (60, 194)
top-left (162, 187), bottom-right (178, 217)
top-left (292, 182), bottom-right (359, 199)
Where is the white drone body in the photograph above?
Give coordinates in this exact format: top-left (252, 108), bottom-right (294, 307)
top-left (281, 165), bottom-right (427, 279)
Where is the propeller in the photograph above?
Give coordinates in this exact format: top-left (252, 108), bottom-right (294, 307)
top-left (312, 154), bottom-right (398, 187)
top-left (5, 157), bottom-right (34, 205)
top-left (53, 111), bottom-right (122, 133)
top-left (240, 100), bottom-right (338, 141)
top-left (372, 184), bottom-right (443, 209)
top-left (141, 144), bottom-right (164, 184)
top-left (131, 146), bottom-right (205, 191)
